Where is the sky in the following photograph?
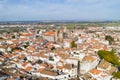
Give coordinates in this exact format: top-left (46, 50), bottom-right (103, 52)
top-left (0, 0), bottom-right (120, 21)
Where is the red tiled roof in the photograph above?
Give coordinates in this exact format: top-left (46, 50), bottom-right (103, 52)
top-left (40, 63), bottom-right (48, 67)
top-left (22, 62), bottom-right (29, 67)
top-left (44, 31), bottom-right (56, 36)
top-left (89, 69), bottom-right (102, 75)
top-left (56, 66), bottom-right (63, 70)
top-left (25, 66), bottom-right (32, 71)
top-left (34, 68), bottom-right (45, 73)
top-left (20, 33), bottom-right (34, 36)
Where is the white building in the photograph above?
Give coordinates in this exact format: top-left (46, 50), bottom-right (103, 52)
top-left (80, 55), bottom-right (100, 74)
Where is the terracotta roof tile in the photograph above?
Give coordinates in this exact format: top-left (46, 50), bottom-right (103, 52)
top-left (97, 59), bottom-right (111, 70)
top-left (34, 68), bottom-right (45, 73)
top-left (89, 69), bottom-right (102, 75)
top-left (40, 69), bottom-right (58, 76)
top-left (44, 31), bottom-right (56, 36)
top-left (25, 66), bottom-right (32, 71)
top-left (82, 55), bottom-right (96, 62)
top-left (22, 62), bottom-right (29, 67)
top-left (20, 33), bottom-right (34, 36)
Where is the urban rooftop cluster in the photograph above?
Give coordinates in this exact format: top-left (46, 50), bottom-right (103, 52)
top-left (0, 24), bottom-right (120, 80)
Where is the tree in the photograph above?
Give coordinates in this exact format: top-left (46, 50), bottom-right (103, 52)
top-left (51, 46), bottom-right (56, 51)
top-left (12, 35), bottom-right (15, 38)
top-left (98, 50), bottom-right (120, 66)
top-left (24, 57), bottom-right (27, 61)
top-left (71, 41), bottom-right (77, 48)
top-left (105, 35), bottom-right (114, 45)
top-left (113, 72), bottom-right (120, 79)
top-left (23, 42), bottom-right (30, 48)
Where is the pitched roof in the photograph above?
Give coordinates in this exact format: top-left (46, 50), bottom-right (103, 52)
top-left (40, 63), bottom-right (48, 68)
top-left (108, 66), bottom-right (117, 74)
top-left (20, 32), bottom-right (34, 36)
top-left (57, 53), bottom-right (70, 59)
top-left (97, 59), bottom-right (111, 70)
top-left (56, 65), bottom-right (63, 70)
top-left (82, 55), bottom-right (96, 62)
top-left (34, 68), bottom-right (45, 73)
top-left (44, 31), bottom-right (56, 36)
top-left (89, 69), bottom-right (102, 75)
top-left (63, 64), bottom-right (72, 70)
top-left (40, 69), bottom-right (58, 76)
top-left (25, 66), bottom-right (32, 71)
top-left (22, 62), bottom-right (29, 67)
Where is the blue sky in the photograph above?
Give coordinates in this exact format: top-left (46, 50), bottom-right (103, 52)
top-left (0, 0), bottom-right (120, 21)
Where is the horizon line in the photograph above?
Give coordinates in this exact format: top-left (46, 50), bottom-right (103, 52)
top-left (0, 19), bottom-right (120, 23)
